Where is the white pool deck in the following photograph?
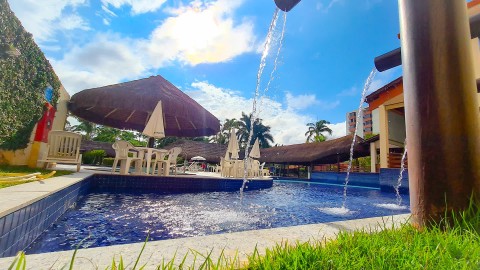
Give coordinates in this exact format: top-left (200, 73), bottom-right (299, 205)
top-left (0, 165), bottom-right (410, 269)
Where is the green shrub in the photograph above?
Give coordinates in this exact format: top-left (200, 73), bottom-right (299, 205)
top-left (0, 0), bottom-right (61, 150)
top-left (82, 150), bottom-right (105, 165)
top-left (102, 157), bottom-right (115, 167)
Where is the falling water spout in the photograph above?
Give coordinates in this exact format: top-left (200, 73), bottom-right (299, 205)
top-left (274, 0), bottom-right (302, 12)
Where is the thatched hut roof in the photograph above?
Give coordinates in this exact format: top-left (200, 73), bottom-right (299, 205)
top-left (163, 140), bottom-right (236, 163)
top-left (80, 140), bottom-right (116, 157)
top-left (68, 75), bottom-right (220, 137)
top-left (259, 135), bottom-right (369, 165)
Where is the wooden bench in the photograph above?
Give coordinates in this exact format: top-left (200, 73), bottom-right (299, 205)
top-left (38, 131), bottom-right (82, 172)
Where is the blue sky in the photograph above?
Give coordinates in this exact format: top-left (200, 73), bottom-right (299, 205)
top-left (9, 0), bottom-right (403, 145)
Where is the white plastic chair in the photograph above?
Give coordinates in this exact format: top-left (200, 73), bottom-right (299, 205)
top-left (155, 147), bottom-right (182, 176)
top-left (111, 141), bottom-right (143, 175)
top-left (220, 157), bottom-right (233, 177)
top-left (249, 159), bottom-right (261, 178)
top-left (150, 150), bottom-right (168, 175)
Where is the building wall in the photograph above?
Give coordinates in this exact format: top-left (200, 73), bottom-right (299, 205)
top-left (372, 108), bottom-right (380, 134)
top-left (346, 109), bottom-right (370, 138)
top-left (51, 86), bottom-right (70, 131)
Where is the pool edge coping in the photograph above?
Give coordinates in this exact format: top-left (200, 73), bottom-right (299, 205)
top-left (0, 171), bottom-right (94, 218)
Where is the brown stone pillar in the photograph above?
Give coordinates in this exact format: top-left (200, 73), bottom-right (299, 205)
top-left (399, 0), bottom-right (480, 227)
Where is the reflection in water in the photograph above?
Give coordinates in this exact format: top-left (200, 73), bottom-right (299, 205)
top-left (27, 181), bottom-right (410, 254)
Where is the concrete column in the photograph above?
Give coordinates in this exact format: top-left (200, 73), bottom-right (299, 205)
top-left (399, 0), bottom-right (480, 226)
top-left (379, 105), bottom-right (389, 168)
top-left (370, 142), bottom-right (377, 173)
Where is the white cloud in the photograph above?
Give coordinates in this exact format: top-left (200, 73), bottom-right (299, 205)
top-left (286, 92), bottom-right (318, 110)
top-left (51, 33), bottom-right (149, 93)
top-left (186, 81), bottom-right (346, 145)
top-left (47, 0), bottom-right (256, 94)
top-left (147, 0), bottom-right (256, 66)
top-left (326, 122), bottom-right (347, 139)
top-left (316, 0), bottom-right (342, 12)
top-left (9, 0), bottom-right (89, 41)
top-left (285, 92), bottom-right (339, 111)
top-left (101, 0), bottom-right (167, 15)
top-left (59, 14), bottom-right (90, 30)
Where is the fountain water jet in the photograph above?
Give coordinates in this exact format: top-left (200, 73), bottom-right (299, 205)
top-left (241, 8), bottom-right (284, 192)
top-left (394, 140), bottom-right (407, 206)
top-left (374, 140), bottom-right (409, 211)
top-left (342, 68), bottom-right (377, 208)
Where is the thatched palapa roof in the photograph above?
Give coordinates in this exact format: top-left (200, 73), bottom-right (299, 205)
top-left (80, 140), bottom-right (115, 157)
top-left (163, 140), bottom-right (235, 163)
top-left (259, 135), bottom-right (369, 165)
top-left (162, 135), bottom-right (369, 165)
top-left (68, 75), bottom-right (220, 137)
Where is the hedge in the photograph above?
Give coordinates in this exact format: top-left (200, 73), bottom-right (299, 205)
top-left (0, 0), bottom-right (61, 150)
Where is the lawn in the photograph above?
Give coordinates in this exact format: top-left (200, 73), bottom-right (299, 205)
top-left (0, 165), bottom-right (74, 189)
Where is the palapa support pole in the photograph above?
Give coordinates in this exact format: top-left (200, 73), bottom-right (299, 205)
top-left (399, 0), bottom-right (480, 227)
top-left (148, 137), bottom-right (155, 148)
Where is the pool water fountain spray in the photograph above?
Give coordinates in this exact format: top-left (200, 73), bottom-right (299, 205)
top-left (342, 68), bottom-right (377, 208)
top-left (317, 68), bottom-right (377, 216)
top-left (241, 8), bottom-right (287, 193)
top-left (260, 11), bottom-right (287, 113)
top-left (374, 140), bottom-right (408, 210)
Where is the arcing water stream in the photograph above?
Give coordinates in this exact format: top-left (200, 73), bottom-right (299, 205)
top-left (241, 8), bottom-right (287, 192)
top-left (374, 141), bottom-right (408, 210)
top-left (342, 68), bottom-right (377, 208)
top-left (317, 68), bottom-right (377, 215)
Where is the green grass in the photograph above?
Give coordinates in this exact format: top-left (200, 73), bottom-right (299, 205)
top-left (245, 204), bottom-right (480, 270)
top-left (8, 203), bottom-right (480, 269)
top-left (0, 165), bottom-right (74, 189)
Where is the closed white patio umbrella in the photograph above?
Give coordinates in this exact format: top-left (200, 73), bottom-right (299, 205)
top-left (227, 128), bottom-right (240, 159)
top-left (249, 138), bottom-right (261, 159)
top-left (142, 101), bottom-right (165, 139)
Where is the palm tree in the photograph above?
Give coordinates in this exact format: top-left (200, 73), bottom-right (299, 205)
top-left (71, 118), bottom-right (96, 140)
top-left (210, 118), bottom-right (238, 145)
top-left (305, 120), bottom-right (332, 143)
top-left (237, 112), bottom-right (274, 148)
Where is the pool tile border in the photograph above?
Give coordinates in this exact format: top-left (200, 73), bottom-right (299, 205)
top-left (0, 172), bottom-right (92, 258)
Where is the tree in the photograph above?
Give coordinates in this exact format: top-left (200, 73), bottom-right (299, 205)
top-left (237, 112), bottom-right (274, 148)
top-left (210, 118), bottom-right (238, 145)
top-left (71, 118), bottom-right (96, 140)
top-left (93, 126), bottom-right (121, 142)
top-left (305, 120), bottom-right (332, 143)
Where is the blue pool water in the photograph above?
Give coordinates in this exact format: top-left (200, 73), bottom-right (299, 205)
top-left (26, 180), bottom-right (410, 254)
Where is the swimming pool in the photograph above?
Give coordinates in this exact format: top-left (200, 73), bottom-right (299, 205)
top-left (26, 180), bottom-right (410, 254)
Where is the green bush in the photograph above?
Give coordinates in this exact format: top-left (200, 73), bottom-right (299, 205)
top-left (0, 0), bottom-right (61, 150)
top-left (81, 150), bottom-right (105, 165)
top-left (102, 157), bottom-right (115, 167)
